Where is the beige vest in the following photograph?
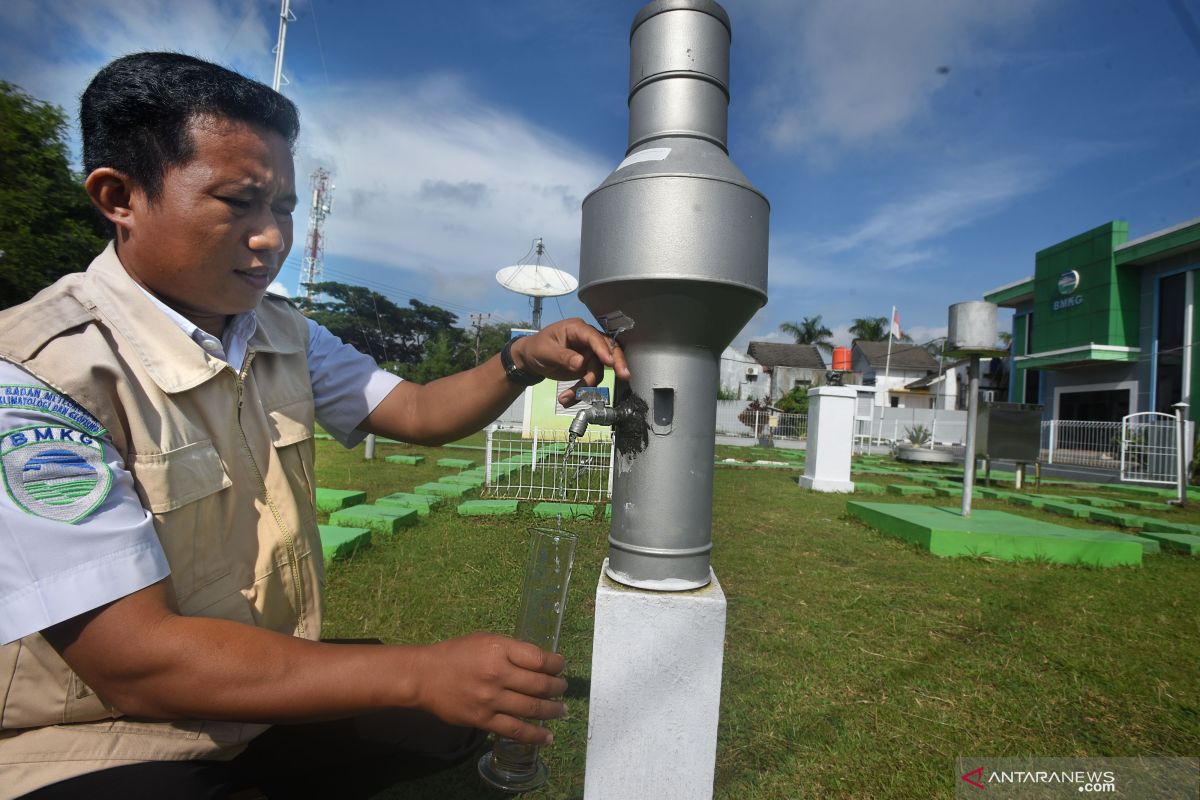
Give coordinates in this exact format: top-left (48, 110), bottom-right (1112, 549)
top-left (0, 244), bottom-right (324, 797)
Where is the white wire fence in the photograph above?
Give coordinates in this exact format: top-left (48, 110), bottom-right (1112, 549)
top-left (483, 426), bottom-right (614, 503)
top-left (1040, 420), bottom-right (1121, 469)
top-left (714, 405), bottom-right (807, 440)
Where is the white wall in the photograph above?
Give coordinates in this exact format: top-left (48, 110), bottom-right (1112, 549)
top-left (719, 346), bottom-right (763, 400)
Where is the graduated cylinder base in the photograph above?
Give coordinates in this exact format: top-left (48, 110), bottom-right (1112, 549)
top-left (583, 560), bottom-right (726, 800)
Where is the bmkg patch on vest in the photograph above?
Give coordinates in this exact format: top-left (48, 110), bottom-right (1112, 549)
top-left (2, 425), bottom-right (112, 523)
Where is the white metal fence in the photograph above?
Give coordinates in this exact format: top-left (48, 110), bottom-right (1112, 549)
top-left (1040, 420), bottom-right (1121, 469)
top-left (714, 402), bottom-right (807, 440)
top-left (483, 426), bottom-right (614, 503)
top-left (1120, 412), bottom-right (1179, 485)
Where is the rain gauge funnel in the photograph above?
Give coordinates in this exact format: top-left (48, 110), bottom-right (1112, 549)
top-left (579, 0), bottom-right (769, 590)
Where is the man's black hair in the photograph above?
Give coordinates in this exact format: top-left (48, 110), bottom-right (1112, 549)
top-left (80, 52), bottom-right (300, 229)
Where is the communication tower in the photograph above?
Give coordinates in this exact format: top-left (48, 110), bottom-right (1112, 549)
top-left (299, 167), bottom-right (334, 302)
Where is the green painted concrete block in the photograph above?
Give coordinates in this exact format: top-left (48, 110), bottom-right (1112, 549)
top-left (414, 482), bottom-right (472, 498)
top-left (853, 482), bottom-right (886, 495)
top-left (318, 524), bottom-right (371, 565)
top-left (846, 502), bottom-right (1142, 567)
top-left (1087, 509), bottom-right (1145, 529)
top-left (1122, 498), bottom-right (1172, 511)
top-left (314, 488), bottom-right (367, 514)
top-left (329, 505), bottom-right (419, 535)
top-left (1007, 494), bottom-right (1038, 508)
top-left (1136, 531), bottom-right (1200, 555)
top-left (314, 432), bottom-right (334, 440)
top-left (440, 474), bottom-right (485, 488)
top-left (1139, 518), bottom-right (1200, 535)
top-left (1129, 535), bottom-right (1161, 555)
top-left (385, 454), bottom-right (425, 465)
top-left (886, 484), bottom-right (936, 497)
top-left (457, 500), bottom-right (519, 516)
top-left (437, 458), bottom-right (476, 469)
top-left (1040, 501), bottom-right (1094, 520)
top-left (375, 492), bottom-right (439, 516)
top-left (1070, 496), bottom-right (1123, 509)
top-left (533, 502), bottom-right (595, 519)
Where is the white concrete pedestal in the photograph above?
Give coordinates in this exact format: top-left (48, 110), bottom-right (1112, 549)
top-left (799, 385), bottom-right (856, 493)
top-left (583, 560), bottom-right (726, 800)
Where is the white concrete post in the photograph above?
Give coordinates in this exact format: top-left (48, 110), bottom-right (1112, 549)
top-left (364, 433), bottom-right (376, 460)
top-left (584, 563), bottom-right (727, 800)
top-left (799, 386), bottom-right (856, 493)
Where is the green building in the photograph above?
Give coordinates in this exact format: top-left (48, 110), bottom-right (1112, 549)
top-left (985, 216), bottom-right (1199, 424)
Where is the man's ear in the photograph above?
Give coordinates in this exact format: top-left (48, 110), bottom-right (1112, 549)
top-left (84, 168), bottom-right (139, 235)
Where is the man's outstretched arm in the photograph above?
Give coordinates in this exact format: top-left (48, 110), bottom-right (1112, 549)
top-left (360, 318), bottom-right (631, 446)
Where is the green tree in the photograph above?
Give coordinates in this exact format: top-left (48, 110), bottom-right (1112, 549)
top-left (298, 281), bottom-right (460, 364)
top-left (0, 82), bottom-right (107, 308)
top-left (778, 315), bottom-right (834, 353)
top-left (395, 332), bottom-right (464, 383)
top-left (774, 385), bottom-right (810, 415)
top-left (467, 320), bottom-right (532, 368)
top-left (848, 316), bottom-right (888, 342)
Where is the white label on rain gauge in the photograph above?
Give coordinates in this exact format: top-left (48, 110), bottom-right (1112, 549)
top-left (616, 147), bottom-right (671, 171)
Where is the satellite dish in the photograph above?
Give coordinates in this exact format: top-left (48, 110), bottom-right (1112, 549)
top-left (495, 237), bottom-right (577, 329)
top-left (495, 264), bottom-right (578, 297)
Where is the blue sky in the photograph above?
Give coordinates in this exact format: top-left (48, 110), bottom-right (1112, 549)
top-left (2, 0), bottom-right (1198, 353)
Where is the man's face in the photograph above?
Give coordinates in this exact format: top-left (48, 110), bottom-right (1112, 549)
top-left (121, 116), bottom-right (297, 332)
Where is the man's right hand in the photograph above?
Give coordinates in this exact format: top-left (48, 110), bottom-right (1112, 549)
top-left (407, 632), bottom-right (567, 745)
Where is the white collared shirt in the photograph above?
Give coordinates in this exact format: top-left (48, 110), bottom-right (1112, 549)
top-left (0, 293), bottom-right (403, 643)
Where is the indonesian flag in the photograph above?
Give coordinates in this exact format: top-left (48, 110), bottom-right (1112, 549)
top-left (891, 307), bottom-right (902, 340)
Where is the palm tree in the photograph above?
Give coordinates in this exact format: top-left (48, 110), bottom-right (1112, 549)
top-left (848, 316), bottom-right (888, 342)
top-left (778, 315), bottom-right (834, 353)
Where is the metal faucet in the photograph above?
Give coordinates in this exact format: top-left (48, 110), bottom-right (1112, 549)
top-left (568, 392), bottom-right (622, 438)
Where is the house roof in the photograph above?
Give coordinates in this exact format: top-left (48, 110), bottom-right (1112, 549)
top-left (747, 342), bottom-right (827, 370)
top-left (852, 340), bottom-right (940, 372)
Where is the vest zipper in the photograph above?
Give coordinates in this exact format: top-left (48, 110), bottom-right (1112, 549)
top-left (235, 352), bottom-right (308, 638)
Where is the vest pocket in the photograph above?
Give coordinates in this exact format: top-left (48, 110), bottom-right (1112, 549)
top-left (128, 440), bottom-right (232, 514)
top-left (128, 440), bottom-right (233, 598)
top-left (267, 399), bottom-right (316, 505)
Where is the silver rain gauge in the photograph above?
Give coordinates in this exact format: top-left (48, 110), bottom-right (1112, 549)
top-left (576, 0), bottom-right (770, 590)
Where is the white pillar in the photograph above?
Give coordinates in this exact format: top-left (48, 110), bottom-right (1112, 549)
top-left (799, 386), bottom-right (856, 493)
top-left (584, 563), bottom-right (727, 800)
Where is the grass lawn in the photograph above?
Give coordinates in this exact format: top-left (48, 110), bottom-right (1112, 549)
top-left (315, 437), bottom-right (1200, 799)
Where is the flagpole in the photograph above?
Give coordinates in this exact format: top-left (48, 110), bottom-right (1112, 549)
top-left (884, 305), bottom-right (894, 407)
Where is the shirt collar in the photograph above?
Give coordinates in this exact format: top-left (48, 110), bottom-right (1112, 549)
top-left (133, 284), bottom-right (258, 370)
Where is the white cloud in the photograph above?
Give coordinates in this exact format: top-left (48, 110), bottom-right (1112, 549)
top-left (291, 76), bottom-right (610, 285)
top-left (0, 0), bottom-right (273, 119)
top-left (738, 0), bottom-right (1044, 152)
top-left (810, 156), bottom-right (1048, 269)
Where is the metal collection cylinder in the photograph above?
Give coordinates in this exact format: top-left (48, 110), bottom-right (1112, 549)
top-left (947, 301), bottom-right (998, 354)
top-left (579, 0), bottom-right (768, 589)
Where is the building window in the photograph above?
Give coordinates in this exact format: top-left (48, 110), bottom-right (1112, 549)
top-left (1023, 313), bottom-right (1034, 355)
top-left (793, 378), bottom-right (811, 389)
top-left (1155, 272), bottom-right (1186, 413)
top-left (1059, 389), bottom-right (1129, 422)
top-left (1024, 369), bottom-right (1040, 405)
